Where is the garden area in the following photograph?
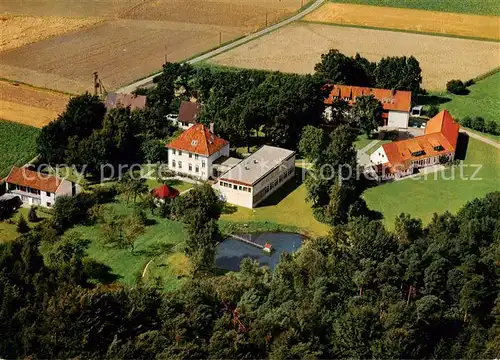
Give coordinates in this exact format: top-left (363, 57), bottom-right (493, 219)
top-left (363, 137), bottom-right (500, 228)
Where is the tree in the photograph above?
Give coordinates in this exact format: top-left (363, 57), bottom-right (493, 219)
top-left (119, 173), bottom-right (149, 203)
top-left (374, 56), bottom-right (422, 96)
top-left (446, 79), bottom-right (467, 95)
top-left (298, 125), bottom-right (328, 162)
top-left (460, 116), bottom-right (472, 128)
top-left (471, 116), bottom-right (485, 132)
top-left (123, 212), bottom-right (146, 252)
top-left (394, 213), bottom-right (423, 243)
top-left (426, 105), bottom-right (440, 118)
top-left (314, 49), bottom-right (374, 86)
top-left (28, 206), bottom-right (38, 222)
top-left (485, 120), bottom-right (498, 135)
top-left (16, 214), bottom-right (30, 234)
top-left (351, 95), bottom-right (383, 136)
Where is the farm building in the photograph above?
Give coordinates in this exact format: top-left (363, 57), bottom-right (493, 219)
top-left (166, 123), bottom-right (230, 181)
top-left (3, 167), bottom-right (81, 207)
top-left (324, 84), bottom-right (412, 128)
top-left (170, 101), bottom-right (203, 130)
top-left (369, 110), bottom-right (460, 180)
top-left (105, 93), bottom-right (147, 111)
top-left (216, 146), bottom-right (296, 209)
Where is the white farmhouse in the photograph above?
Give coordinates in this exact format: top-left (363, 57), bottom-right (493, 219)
top-left (166, 123), bottom-right (229, 180)
top-left (324, 84), bottom-right (412, 128)
top-left (215, 146), bottom-right (296, 209)
top-left (4, 167), bottom-right (80, 207)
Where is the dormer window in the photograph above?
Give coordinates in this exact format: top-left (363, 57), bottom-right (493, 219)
top-left (191, 140), bottom-right (198, 146)
top-left (433, 145), bottom-right (444, 151)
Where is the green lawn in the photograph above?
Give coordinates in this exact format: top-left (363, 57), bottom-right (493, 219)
top-left (363, 138), bottom-right (500, 228)
top-left (220, 167), bottom-right (330, 237)
top-left (354, 134), bottom-right (374, 150)
top-left (0, 206), bottom-right (50, 243)
top-left (72, 199), bottom-right (189, 291)
top-left (0, 120), bottom-right (40, 178)
top-left (330, 0), bottom-right (500, 16)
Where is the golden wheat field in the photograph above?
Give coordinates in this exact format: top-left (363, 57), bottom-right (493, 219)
top-left (303, 3), bottom-right (500, 40)
top-left (209, 22), bottom-right (500, 90)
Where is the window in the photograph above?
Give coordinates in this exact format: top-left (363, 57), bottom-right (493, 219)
top-left (189, 153), bottom-right (192, 158)
top-left (178, 150), bottom-right (182, 156)
top-left (189, 163), bottom-right (193, 171)
top-left (178, 161), bottom-right (182, 169)
top-left (47, 202), bottom-right (52, 207)
top-left (201, 161), bottom-right (205, 168)
top-left (172, 149), bottom-right (176, 155)
top-left (172, 160), bottom-right (176, 168)
top-left (239, 186), bottom-right (243, 191)
top-left (195, 166), bottom-right (199, 173)
top-left (46, 191), bottom-right (51, 197)
top-left (233, 184), bottom-right (237, 190)
top-left (195, 154), bottom-right (199, 160)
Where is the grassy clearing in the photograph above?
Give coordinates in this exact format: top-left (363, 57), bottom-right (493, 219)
top-left (0, 206), bottom-right (50, 243)
top-left (330, 0), bottom-right (500, 16)
top-left (423, 71), bottom-right (500, 129)
top-left (363, 138), bottom-right (500, 228)
top-left (220, 167), bottom-right (330, 237)
top-left (0, 120), bottom-right (39, 178)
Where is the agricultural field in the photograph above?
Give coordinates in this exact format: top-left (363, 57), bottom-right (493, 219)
top-left (0, 0), bottom-right (305, 94)
top-left (328, 0), bottom-right (500, 16)
top-left (0, 80), bottom-right (69, 127)
top-left (363, 138), bottom-right (500, 228)
top-left (209, 22), bottom-right (500, 90)
top-left (304, 3), bottom-right (500, 40)
top-left (0, 120), bottom-right (39, 178)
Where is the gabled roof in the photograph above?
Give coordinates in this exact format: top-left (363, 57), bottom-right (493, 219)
top-left (105, 93), bottom-right (147, 110)
top-left (151, 184), bottom-right (179, 199)
top-left (5, 167), bottom-right (64, 193)
top-left (324, 84), bottom-right (412, 112)
top-left (381, 110), bottom-right (460, 169)
top-left (424, 110), bottom-right (460, 149)
top-left (178, 101), bottom-right (202, 124)
top-left (167, 123), bottom-right (229, 156)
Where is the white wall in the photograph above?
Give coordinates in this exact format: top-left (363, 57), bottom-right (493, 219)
top-left (168, 144), bottom-right (229, 180)
top-left (388, 111), bottom-right (409, 128)
top-left (370, 146), bottom-right (388, 165)
top-left (215, 182), bottom-right (253, 209)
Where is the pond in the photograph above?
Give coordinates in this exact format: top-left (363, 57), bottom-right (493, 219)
top-left (215, 232), bottom-right (304, 271)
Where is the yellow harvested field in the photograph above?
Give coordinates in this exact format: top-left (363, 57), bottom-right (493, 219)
top-left (0, 15), bottom-right (102, 52)
top-left (303, 3), bottom-right (500, 40)
top-left (0, 81), bottom-right (69, 128)
top-left (209, 22), bottom-right (500, 90)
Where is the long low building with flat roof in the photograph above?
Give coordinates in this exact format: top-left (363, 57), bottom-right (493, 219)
top-left (215, 145), bottom-right (296, 209)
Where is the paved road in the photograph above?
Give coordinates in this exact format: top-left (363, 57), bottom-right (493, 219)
top-left (116, 0), bottom-right (326, 94)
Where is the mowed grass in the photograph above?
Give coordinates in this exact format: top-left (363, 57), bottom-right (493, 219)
top-left (0, 207), bottom-right (49, 243)
top-left (220, 167), bottom-right (330, 237)
top-left (72, 199), bottom-right (189, 291)
top-left (0, 120), bottom-right (39, 177)
top-left (363, 138), bottom-right (500, 228)
top-left (330, 0), bottom-right (500, 16)
top-left (426, 71), bottom-right (500, 128)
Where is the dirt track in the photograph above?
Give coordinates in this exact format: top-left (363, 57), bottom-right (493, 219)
top-left (0, 81), bottom-right (69, 128)
top-left (209, 22), bottom-right (500, 90)
top-left (303, 3), bottom-right (500, 40)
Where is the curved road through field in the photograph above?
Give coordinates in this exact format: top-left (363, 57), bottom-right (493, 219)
top-left (117, 0), bottom-right (326, 94)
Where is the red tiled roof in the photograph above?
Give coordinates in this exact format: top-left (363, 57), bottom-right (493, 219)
top-left (5, 167), bottom-right (63, 193)
top-left (324, 84), bottom-right (412, 112)
top-left (105, 93), bottom-right (147, 110)
top-left (381, 110), bottom-right (459, 169)
top-left (167, 123), bottom-right (229, 156)
top-left (151, 184), bottom-right (179, 199)
top-left (178, 101), bottom-right (202, 124)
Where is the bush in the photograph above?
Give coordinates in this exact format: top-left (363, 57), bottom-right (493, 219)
top-left (460, 116), bottom-right (473, 128)
top-left (17, 215), bottom-right (30, 234)
top-left (426, 105), bottom-right (440, 118)
top-left (485, 120), bottom-right (498, 135)
top-left (28, 206), bottom-right (38, 222)
top-left (472, 117), bottom-right (485, 132)
top-left (446, 79), bottom-right (467, 95)
top-left (464, 79), bottom-right (475, 87)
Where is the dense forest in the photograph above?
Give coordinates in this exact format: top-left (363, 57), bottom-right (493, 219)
top-left (1, 191), bottom-right (499, 358)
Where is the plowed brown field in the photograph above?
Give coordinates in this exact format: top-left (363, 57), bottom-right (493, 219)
top-left (303, 3), bottom-right (500, 40)
top-left (209, 22), bottom-right (500, 90)
top-left (0, 81), bottom-right (69, 128)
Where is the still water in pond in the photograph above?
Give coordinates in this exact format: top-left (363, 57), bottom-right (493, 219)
top-left (215, 232), bottom-right (304, 271)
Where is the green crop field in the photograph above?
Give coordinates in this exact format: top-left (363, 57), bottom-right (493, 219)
top-left (330, 0), bottom-right (500, 16)
top-left (363, 138), bottom-right (500, 228)
top-left (0, 120), bottom-right (40, 178)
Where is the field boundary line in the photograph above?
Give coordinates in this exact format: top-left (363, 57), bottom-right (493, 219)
top-left (0, 77), bottom-right (76, 96)
top-left (299, 20), bottom-right (500, 43)
top-left (473, 67), bottom-right (500, 82)
top-left (116, 0), bottom-right (325, 93)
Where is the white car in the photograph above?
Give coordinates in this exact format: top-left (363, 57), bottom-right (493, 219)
top-left (166, 114), bottom-right (178, 121)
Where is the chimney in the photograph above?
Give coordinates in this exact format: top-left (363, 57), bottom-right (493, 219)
top-left (209, 122), bottom-right (214, 133)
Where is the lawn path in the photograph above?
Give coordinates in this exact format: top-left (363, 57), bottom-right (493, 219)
top-left (463, 129), bottom-right (500, 149)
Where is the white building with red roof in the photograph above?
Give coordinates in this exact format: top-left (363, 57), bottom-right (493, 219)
top-left (166, 123), bottom-right (230, 180)
top-left (369, 110), bottom-right (460, 180)
top-left (4, 167), bottom-right (80, 207)
top-left (324, 84), bottom-right (412, 128)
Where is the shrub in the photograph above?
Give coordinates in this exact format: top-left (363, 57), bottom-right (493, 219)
top-left (28, 206), bottom-right (38, 222)
top-left (464, 79), bottom-right (475, 87)
top-left (485, 120), bottom-right (498, 135)
top-left (460, 116), bottom-right (473, 128)
top-left (446, 79), bottom-right (467, 95)
top-left (472, 117), bottom-right (485, 132)
top-left (426, 105), bottom-right (440, 118)
top-left (17, 215), bottom-right (30, 234)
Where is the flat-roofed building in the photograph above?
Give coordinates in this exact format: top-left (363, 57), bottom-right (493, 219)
top-left (215, 146), bottom-right (295, 208)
